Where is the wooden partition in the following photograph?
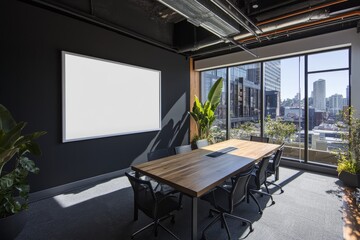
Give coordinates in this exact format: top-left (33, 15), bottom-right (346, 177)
top-left (190, 58), bottom-right (200, 142)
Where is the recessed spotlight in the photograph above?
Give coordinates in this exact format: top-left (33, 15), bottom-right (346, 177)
top-left (252, 4), bottom-right (259, 9)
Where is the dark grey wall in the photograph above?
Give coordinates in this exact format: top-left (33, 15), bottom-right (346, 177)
top-left (1, 0), bottom-right (190, 192)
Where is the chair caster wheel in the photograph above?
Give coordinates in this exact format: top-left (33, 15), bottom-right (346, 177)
top-left (250, 226), bottom-right (254, 232)
top-left (272, 201), bottom-right (275, 205)
top-left (259, 211), bottom-right (263, 215)
top-left (280, 190), bottom-right (284, 193)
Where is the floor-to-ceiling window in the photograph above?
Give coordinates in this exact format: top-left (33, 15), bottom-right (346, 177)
top-left (199, 47), bottom-right (350, 166)
top-left (263, 57), bottom-right (305, 161)
top-left (306, 49), bottom-right (350, 166)
top-left (201, 68), bottom-right (227, 142)
top-left (229, 63), bottom-right (261, 140)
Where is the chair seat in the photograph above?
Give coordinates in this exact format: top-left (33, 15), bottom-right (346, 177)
top-left (154, 192), bottom-right (179, 218)
top-left (201, 185), bottom-right (232, 213)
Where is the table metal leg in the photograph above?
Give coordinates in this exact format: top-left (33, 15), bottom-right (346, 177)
top-left (191, 197), bottom-right (198, 240)
top-left (133, 171), bottom-right (139, 221)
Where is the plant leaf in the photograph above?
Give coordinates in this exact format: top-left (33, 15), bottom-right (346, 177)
top-left (207, 78), bottom-right (223, 110)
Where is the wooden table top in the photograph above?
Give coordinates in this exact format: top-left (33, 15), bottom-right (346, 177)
top-left (132, 139), bottom-right (280, 197)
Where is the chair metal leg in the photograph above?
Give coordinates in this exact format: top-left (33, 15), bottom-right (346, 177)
top-left (223, 212), bottom-right (254, 233)
top-left (266, 181), bottom-right (284, 193)
top-left (131, 221), bottom-right (155, 239)
top-left (178, 193), bottom-right (183, 209)
top-left (221, 213), bottom-right (231, 240)
top-left (201, 214), bottom-right (221, 239)
top-left (158, 223), bottom-right (180, 240)
top-left (250, 189), bottom-right (275, 205)
top-left (275, 167), bottom-right (279, 181)
top-left (264, 181), bottom-right (270, 194)
top-left (249, 192), bottom-right (262, 214)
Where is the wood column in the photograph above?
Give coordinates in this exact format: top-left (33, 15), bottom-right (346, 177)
top-left (190, 58), bottom-right (200, 142)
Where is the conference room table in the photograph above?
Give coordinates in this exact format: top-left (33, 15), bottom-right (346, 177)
top-left (132, 139), bottom-right (280, 240)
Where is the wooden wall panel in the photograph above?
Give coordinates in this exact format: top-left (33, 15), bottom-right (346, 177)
top-left (190, 58), bottom-right (200, 142)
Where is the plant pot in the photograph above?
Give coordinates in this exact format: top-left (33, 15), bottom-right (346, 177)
top-left (0, 210), bottom-right (27, 240)
top-left (338, 171), bottom-right (360, 188)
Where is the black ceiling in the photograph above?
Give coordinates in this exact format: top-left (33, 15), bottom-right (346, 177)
top-left (25, 0), bottom-right (360, 59)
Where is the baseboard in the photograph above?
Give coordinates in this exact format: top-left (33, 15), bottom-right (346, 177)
top-left (281, 159), bottom-right (337, 176)
top-left (29, 167), bottom-right (130, 203)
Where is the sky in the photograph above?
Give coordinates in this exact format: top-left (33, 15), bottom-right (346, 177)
top-left (280, 49), bottom-right (349, 100)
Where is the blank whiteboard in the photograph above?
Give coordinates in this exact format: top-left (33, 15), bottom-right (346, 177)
top-left (62, 51), bottom-right (161, 142)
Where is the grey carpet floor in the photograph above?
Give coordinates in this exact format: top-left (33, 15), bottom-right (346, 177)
top-left (17, 167), bottom-right (343, 240)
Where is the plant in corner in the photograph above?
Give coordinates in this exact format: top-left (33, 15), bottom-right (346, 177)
top-left (190, 77), bottom-right (223, 144)
top-left (336, 106), bottom-right (360, 188)
top-left (0, 104), bottom-right (46, 239)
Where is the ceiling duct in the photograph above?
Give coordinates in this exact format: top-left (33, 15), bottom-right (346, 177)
top-left (211, 0), bottom-right (263, 36)
top-left (157, 0), bottom-right (240, 37)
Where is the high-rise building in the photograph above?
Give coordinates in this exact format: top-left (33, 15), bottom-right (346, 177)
top-left (328, 94), bottom-right (344, 115)
top-left (264, 60), bottom-right (281, 92)
top-left (313, 79), bottom-right (326, 111)
top-left (264, 60), bottom-right (281, 117)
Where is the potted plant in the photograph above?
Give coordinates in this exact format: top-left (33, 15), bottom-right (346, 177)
top-left (190, 77), bottom-right (223, 145)
top-left (0, 104), bottom-right (46, 239)
top-left (336, 107), bottom-right (360, 188)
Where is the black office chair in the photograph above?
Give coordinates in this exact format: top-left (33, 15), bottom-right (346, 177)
top-left (200, 164), bottom-right (255, 240)
top-left (250, 135), bottom-right (270, 143)
top-left (174, 144), bottom-right (192, 154)
top-left (266, 143), bottom-right (285, 193)
top-left (248, 156), bottom-right (275, 207)
top-left (147, 148), bottom-right (183, 208)
top-left (125, 172), bottom-right (180, 240)
top-left (196, 139), bottom-right (209, 148)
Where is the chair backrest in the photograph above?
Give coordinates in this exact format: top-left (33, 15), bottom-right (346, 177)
top-left (250, 135), bottom-right (269, 143)
top-left (125, 172), bottom-right (156, 218)
top-left (196, 139), bottom-right (209, 148)
top-left (147, 148), bottom-right (175, 161)
top-left (269, 143), bottom-right (285, 172)
top-left (175, 144), bottom-right (192, 154)
top-left (255, 155), bottom-right (272, 187)
top-left (231, 164), bottom-right (255, 211)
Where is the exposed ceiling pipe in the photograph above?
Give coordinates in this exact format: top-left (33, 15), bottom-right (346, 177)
top-left (185, 0), bottom-right (344, 53)
top-left (239, 11), bottom-right (360, 43)
top-left (210, 0), bottom-right (262, 36)
top-left (257, 0), bottom-right (348, 26)
top-left (234, 9), bottom-right (330, 41)
top-left (178, 39), bottom-right (224, 53)
top-left (189, 14), bottom-right (358, 58)
top-left (254, 0), bottom-right (330, 21)
top-left (157, 0), bottom-right (258, 57)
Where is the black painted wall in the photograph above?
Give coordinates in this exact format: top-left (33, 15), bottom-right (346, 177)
top-left (1, 0), bottom-right (190, 192)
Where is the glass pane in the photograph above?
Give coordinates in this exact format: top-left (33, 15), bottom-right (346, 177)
top-left (201, 69), bottom-right (227, 142)
top-left (308, 49), bottom-right (349, 72)
top-left (229, 63), bottom-right (261, 140)
top-left (264, 57), bottom-right (305, 161)
top-left (307, 70), bottom-right (349, 166)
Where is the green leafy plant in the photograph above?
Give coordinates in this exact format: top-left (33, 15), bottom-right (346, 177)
top-left (265, 115), bottom-right (297, 144)
top-left (0, 104), bottom-right (46, 218)
top-left (336, 107), bottom-right (360, 174)
top-left (190, 77), bottom-right (223, 141)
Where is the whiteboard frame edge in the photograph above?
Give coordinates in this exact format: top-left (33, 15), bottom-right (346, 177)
top-left (61, 50), bottom-right (162, 143)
